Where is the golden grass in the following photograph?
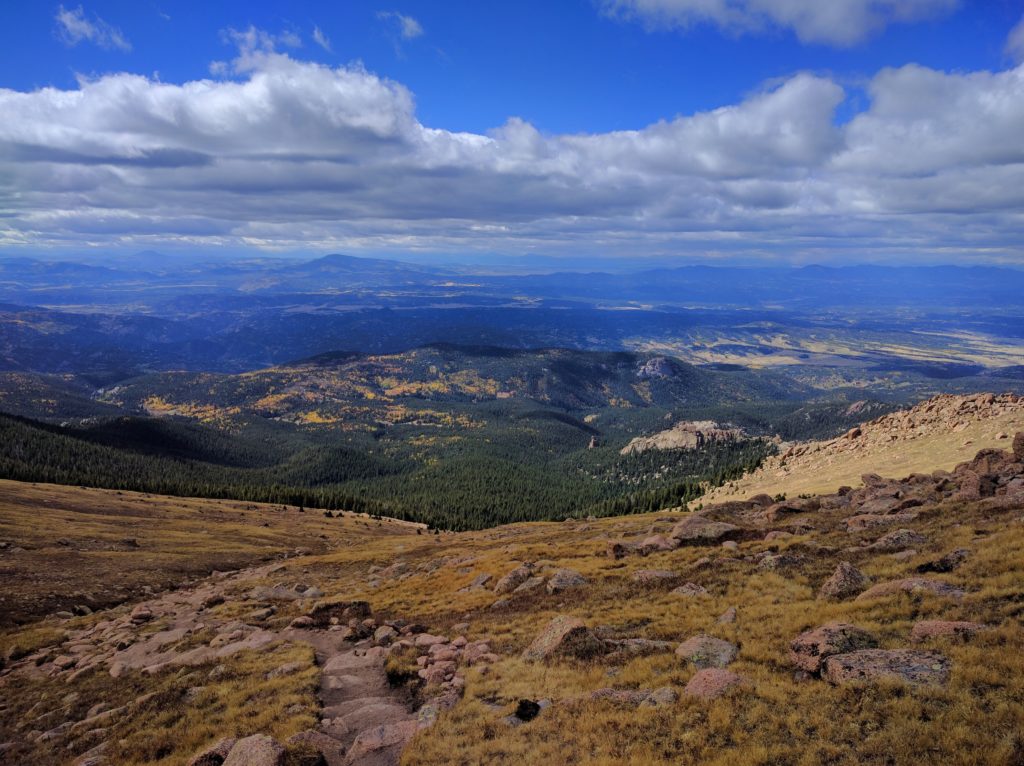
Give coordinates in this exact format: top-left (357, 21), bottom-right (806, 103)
top-left (3, 471), bottom-right (1024, 764)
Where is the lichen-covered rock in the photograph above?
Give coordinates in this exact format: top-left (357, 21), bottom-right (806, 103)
top-left (916, 548), bottom-right (969, 574)
top-left (855, 578), bottom-right (964, 601)
top-left (670, 516), bottom-right (741, 545)
top-left (683, 668), bottom-right (746, 700)
top-left (675, 634), bottom-right (737, 669)
top-left (521, 615), bottom-right (606, 661)
top-left (818, 562), bottom-right (869, 601)
top-left (790, 623), bottom-right (878, 673)
top-left (822, 649), bottom-right (950, 686)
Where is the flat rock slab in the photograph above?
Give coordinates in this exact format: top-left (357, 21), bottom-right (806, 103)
top-left (823, 649), bottom-right (950, 686)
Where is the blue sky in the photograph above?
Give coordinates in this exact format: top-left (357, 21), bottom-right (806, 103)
top-left (1, 1), bottom-right (1023, 263)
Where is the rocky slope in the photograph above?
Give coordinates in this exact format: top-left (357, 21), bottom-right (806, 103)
top-left (705, 392), bottom-right (1024, 503)
top-left (2, 425), bottom-right (1024, 765)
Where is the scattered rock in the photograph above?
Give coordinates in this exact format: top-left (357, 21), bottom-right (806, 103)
top-left (630, 569), bottom-right (678, 586)
top-left (818, 562), bottom-right (869, 601)
top-left (790, 623), bottom-right (879, 674)
top-left (522, 615), bottom-right (606, 662)
top-left (822, 649), bottom-right (950, 686)
top-left (717, 606), bottom-right (737, 624)
top-left (675, 634), bottom-right (738, 669)
top-left (494, 564), bottom-right (534, 594)
top-left (683, 668), bottom-right (745, 700)
top-left (1013, 432), bottom-right (1024, 461)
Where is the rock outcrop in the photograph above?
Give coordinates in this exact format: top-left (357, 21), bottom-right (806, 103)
top-left (621, 420), bottom-right (744, 456)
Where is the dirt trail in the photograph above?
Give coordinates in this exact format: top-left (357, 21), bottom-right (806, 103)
top-left (287, 629), bottom-right (417, 766)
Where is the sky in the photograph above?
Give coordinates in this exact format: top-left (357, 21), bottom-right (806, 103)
top-left (0, 0), bottom-right (1023, 264)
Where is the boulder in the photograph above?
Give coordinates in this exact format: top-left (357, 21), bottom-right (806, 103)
top-left (546, 569), bottom-right (587, 594)
top-left (1014, 432), bottom-right (1024, 462)
top-left (222, 735), bottom-right (286, 766)
top-left (822, 649), bottom-right (950, 686)
top-left (790, 623), bottom-right (878, 674)
top-left (522, 615), bottom-right (606, 662)
top-left (818, 562), bottom-right (869, 601)
top-left (683, 668), bottom-right (745, 700)
top-left (670, 516), bottom-right (742, 545)
top-left (187, 738), bottom-right (236, 766)
top-left (494, 564), bottom-right (534, 594)
top-left (910, 620), bottom-right (986, 643)
top-left (855, 578), bottom-right (964, 601)
top-left (675, 634), bottom-right (737, 669)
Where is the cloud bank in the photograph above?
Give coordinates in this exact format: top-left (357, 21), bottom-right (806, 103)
top-left (1, 32), bottom-right (1022, 261)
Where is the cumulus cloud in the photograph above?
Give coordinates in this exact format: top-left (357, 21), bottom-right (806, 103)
top-left (378, 11), bottom-right (425, 40)
top-left (0, 36), bottom-right (1021, 261)
top-left (54, 4), bottom-right (131, 51)
top-left (1007, 15), bottom-right (1024, 64)
top-left (601, 0), bottom-right (958, 46)
top-left (313, 25), bottom-right (332, 52)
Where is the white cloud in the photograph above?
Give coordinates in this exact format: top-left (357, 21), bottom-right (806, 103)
top-left (1007, 15), bottom-right (1024, 64)
top-left (378, 11), bottom-right (424, 40)
top-left (0, 35), bottom-right (1022, 262)
top-left (54, 4), bottom-right (131, 51)
top-left (313, 25), bottom-right (332, 52)
top-left (601, 0), bottom-right (959, 46)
